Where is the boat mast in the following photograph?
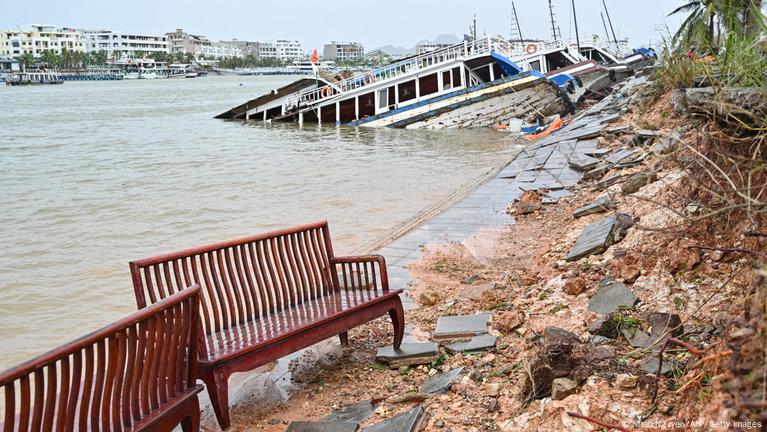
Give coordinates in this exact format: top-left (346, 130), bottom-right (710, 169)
top-left (600, 12), bottom-right (611, 41)
top-left (510, 1), bottom-right (524, 44)
top-left (470, 14), bottom-right (477, 41)
top-left (571, 0), bottom-right (581, 53)
top-left (548, 0), bottom-right (562, 41)
top-left (602, 0), bottom-right (619, 44)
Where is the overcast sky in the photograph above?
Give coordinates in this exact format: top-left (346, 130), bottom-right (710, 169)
top-left (3, 0), bottom-right (685, 50)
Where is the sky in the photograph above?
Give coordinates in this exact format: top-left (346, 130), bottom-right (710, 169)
top-left (2, 0), bottom-right (686, 51)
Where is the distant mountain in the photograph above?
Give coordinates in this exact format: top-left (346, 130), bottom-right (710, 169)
top-left (434, 34), bottom-right (461, 44)
top-left (371, 45), bottom-right (414, 56)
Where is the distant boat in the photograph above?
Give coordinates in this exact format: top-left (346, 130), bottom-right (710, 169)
top-left (217, 36), bottom-right (571, 129)
top-left (6, 71), bottom-right (64, 86)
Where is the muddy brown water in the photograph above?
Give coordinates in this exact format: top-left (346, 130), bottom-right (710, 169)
top-left (0, 75), bottom-right (524, 369)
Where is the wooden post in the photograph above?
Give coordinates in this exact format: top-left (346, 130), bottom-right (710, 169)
top-left (298, 111), bottom-right (304, 126)
top-left (317, 106), bottom-right (322, 125)
top-left (336, 101), bottom-right (340, 124)
top-left (415, 76), bottom-right (420, 101)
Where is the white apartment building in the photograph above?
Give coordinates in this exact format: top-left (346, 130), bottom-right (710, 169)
top-left (198, 41), bottom-right (243, 59)
top-left (259, 40), bottom-right (304, 62)
top-left (84, 31), bottom-right (169, 58)
top-left (0, 25), bottom-right (85, 57)
top-left (415, 41), bottom-right (454, 55)
top-left (323, 41), bottom-right (364, 62)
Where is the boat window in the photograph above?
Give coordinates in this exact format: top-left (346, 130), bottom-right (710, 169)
top-left (442, 71), bottom-right (452, 90)
top-left (359, 92), bottom-right (376, 117)
top-left (378, 88), bottom-right (389, 110)
top-left (419, 73), bottom-right (439, 97)
top-left (398, 80), bottom-right (417, 103)
top-left (471, 64), bottom-right (492, 83)
top-left (452, 67), bottom-right (462, 87)
top-left (529, 60), bottom-right (541, 72)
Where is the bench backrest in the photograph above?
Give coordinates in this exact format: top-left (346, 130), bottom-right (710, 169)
top-left (129, 221), bottom-right (337, 337)
top-left (0, 286), bottom-right (200, 432)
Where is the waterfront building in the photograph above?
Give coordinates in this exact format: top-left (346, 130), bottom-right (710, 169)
top-left (323, 41), bottom-right (364, 62)
top-left (84, 30), bottom-right (169, 59)
top-left (258, 40), bottom-right (304, 62)
top-left (415, 40), bottom-right (454, 55)
top-left (166, 28), bottom-right (212, 56)
top-left (230, 40), bottom-right (261, 58)
top-left (0, 25), bottom-right (85, 58)
top-left (166, 29), bottom-right (243, 59)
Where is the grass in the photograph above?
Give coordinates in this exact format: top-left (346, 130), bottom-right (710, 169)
top-left (612, 308), bottom-right (644, 335)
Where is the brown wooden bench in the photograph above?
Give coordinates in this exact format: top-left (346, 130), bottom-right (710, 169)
top-left (0, 286), bottom-right (203, 432)
top-left (129, 221), bottom-right (404, 429)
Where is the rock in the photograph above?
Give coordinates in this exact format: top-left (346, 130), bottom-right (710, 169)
top-left (590, 335), bottom-right (612, 345)
top-left (363, 406), bottom-right (426, 432)
top-left (681, 87), bottom-right (767, 128)
top-left (493, 310), bottom-right (525, 333)
top-left (376, 343), bottom-right (440, 368)
top-left (588, 315), bottom-right (619, 339)
top-left (573, 194), bottom-right (617, 219)
top-left (640, 356), bottom-right (673, 376)
top-left (323, 401), bottom-right (377, 423)
top-left (569, 154), bottom-right (601, 171)
top-left (287, 421), bottom-right (359, 432)
top-left (418, 291), bottom-right (440, 306)
top-left (668, 243), bottom-right (701, 273)
top-left (648, 312), bottom-right (684, 340)
top-left (565, 216), bottom-right (619, 262)
top-left (586, 345), bottom-right (615, 362)
top-left (484, 383), bottom-right (501, 397)
top-left (433, 314), bottom-right (491, 341)
top-left (654, 132), bottom-right (683, 154)
top-left (515, 190), bottom-right (543, 215)
top-left (551, 378), bottom-right (578, 400)
top-left (730, 327), bottom-right (755, 339)
top-left (616, 373), bottom-right (638, 389)
top-left (564, 277), bottom-right (588, 296)
top-left (445, 334), bottom-right (498, 353)
top-left (543, 327), bottom-right (581, 346)
top-left (622, 329), bottom-right (652, 348)
top-left (462, 275), bottom-right (481, 285)
top-left (621, 265), bottom-right (641, 283)
top-left (387, 392), bottom-right (428, 404)
top-left (622, 171), bottom-right (658, 195)
top-left (522, 359), bottom-right (556, 399)
top-left (420, 367), bottom-right (464, 394)
top-left (588, 282), bottom-right (638, 314)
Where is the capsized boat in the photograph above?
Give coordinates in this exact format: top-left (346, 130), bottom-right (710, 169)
top-left (216, 36), bottom-right (572, 129)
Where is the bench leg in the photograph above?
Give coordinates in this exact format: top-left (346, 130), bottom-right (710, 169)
top-left (181, 396), bottom-right (201, 432)
top-left (388, 298), bottom-right (405, 350)
top-left (201, 369), bottom-right (231, 430)
top-left (339, 331), bottom-right (349, 347)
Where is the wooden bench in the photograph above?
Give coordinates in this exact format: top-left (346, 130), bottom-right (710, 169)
top-left (129, 221), bottom-right (405, 429)
top-left (0, 286), bottom-right (203, 432)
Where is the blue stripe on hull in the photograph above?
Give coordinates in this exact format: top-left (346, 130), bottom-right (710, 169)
top-left (347, 71), bottom-right (538, 127)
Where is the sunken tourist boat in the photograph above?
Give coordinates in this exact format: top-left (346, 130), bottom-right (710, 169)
top-left (217, 37), bottom-right (572, 129)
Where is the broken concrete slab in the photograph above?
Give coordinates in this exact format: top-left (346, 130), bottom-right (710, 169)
top-left (323, 400), bottom-right (376, 424)
top-left (363, 406), bottom-right (426, 432)
top-left (420, 367), bottom-right (464, 394)
top-left (433, 314), bottom-right (490, 340)
top-left (581, 162), bottom-right (613, 181)
top-left (568, 154), bottom-right (601, 171)
top-left (444, 334), bottom-right (498, 353)
top-left (287, 421), bottom-right (359, 432)
top-left (606, 125), bottom-right (630, 134)
top-left (593, 174), bottom-right (624, 191)
top-left (565, 216), bottom-right (618, 262)
top-left (605, 149), bottom-right (640, 165)
top-left (573, 194), bottom-right (616, 218)
top-left (588, 282), bottom-right (639, 314)
top-left (375, 343), bottom-right (440, 368)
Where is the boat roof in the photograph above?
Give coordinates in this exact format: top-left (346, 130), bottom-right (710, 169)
top-left (215, 77), bottom-right (324, 119)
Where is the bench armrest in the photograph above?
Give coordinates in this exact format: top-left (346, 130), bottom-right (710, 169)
top-left (330, 255), bottom-right (389, 292)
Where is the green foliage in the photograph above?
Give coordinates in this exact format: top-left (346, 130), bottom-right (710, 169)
top-left (612, 309), bottom-right (644, 335)
top-left (669, 0), bottom-right (765, 50)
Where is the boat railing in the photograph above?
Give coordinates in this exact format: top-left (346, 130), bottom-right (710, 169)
top-left (288, 36), bottom-right (514, 109)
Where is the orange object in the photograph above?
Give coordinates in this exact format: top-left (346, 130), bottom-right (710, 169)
top-left (311, 49), bottom-right (319, 63)
top-left (525, 118), bottom-right (565, 140)
top-left (526, 44), bottom-right (538, 55)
